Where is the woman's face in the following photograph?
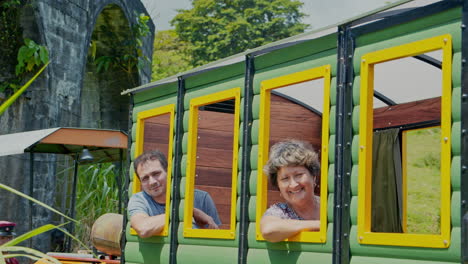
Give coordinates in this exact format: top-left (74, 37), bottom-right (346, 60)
top-left (276, 165), bottom-right (315, 206)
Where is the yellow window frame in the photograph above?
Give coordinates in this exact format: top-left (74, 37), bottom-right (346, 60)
top-left (130, 104), bottom-right (175, 236)
top-left (255, 65), bottom-right (331, 243)
top-left (358, 34), bottom-right (452, 248)
top-left (183, 87), bottom-right (241, 239)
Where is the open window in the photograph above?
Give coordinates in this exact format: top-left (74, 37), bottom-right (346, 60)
top-left (256, 65), bottom-right (331, 243)
top-left (131, 104), bottom-right (175, 236)
top-left (184, 88), bottom-right (240, 239)
top-left (357, 35), bottom-right (452, 248)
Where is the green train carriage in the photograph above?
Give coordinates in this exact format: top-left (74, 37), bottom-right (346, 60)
top-left (121, 1), bottom-right (468, 263)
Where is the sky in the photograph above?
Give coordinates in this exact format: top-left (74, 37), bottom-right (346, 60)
top-left (140, 0), bottom-right (410, 32)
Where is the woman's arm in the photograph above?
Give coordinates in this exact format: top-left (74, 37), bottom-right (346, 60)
top-left (130, 213), bottom-right (165, 238)
top-left (193, 208), bottom-right (219, 229)
top-left (260, 215), bottom-right (320, 242)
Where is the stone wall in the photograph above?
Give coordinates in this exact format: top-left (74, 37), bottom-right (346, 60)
top-left (0, 0), bottom-right (154, 253)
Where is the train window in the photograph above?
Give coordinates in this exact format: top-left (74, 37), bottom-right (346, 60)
top-left (256, 65), bottom-right (331, 243)
top-left (357, 35), bottom-right (452, 248)
top-left (131, 104), bottom-right (175, 236)
top-left (184, 88), bottom-right (240, 239)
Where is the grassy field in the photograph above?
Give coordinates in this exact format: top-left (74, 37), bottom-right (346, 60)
top-left (405, 127), bottom-right (441, 234)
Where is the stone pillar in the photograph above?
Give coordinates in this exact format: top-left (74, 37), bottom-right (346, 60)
top-left (0, 0), bottom-right (154, 253)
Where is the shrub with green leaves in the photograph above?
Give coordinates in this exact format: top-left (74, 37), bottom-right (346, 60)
top-left (15, 38), bottom-right (49, 76)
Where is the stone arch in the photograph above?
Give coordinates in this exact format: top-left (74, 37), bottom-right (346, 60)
top-left (81, 3), bottom-right (138, 131)
top-left (0, 0), bottom-right (154, 253)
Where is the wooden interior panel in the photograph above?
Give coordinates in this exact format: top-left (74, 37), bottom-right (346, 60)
top-left (146, 113), bottom-right (170, 124)
top-left (373, 97), bottom-right (440, 129)
top-left (269, 94), bottom-right (322, 148)
top-left (197, 129), bottom-right (234, 150)
top-left (195, 147), bottom-right (234, 168)
top-left (143, 120), bottom-right (170, 157)
top-left (267, 190), bottom-right (284, 207)
top-left (143, 143), bottom-right (169, 157)
top-left (195, 166), bottom-right (232, 187)
top-left (195, 185), bottom-right (232, 230)
top-left (144, 123), bottom-right (170, 142)
top-left (270, 95), bottom-right (320, 122)
top-left (194, 107), bottom-right (236, 230)
top-left (198, 110), bottom-right (235, 131)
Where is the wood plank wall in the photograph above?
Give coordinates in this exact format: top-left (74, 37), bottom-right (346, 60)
top-left (373, 97), bottom-right (440, 129)
top-left (143, 113), bottom-right (171, 157)
top-left (195, 109), bottom-right (235, 229)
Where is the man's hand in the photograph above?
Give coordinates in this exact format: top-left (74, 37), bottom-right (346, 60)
top-left (193, 208), bottom-right (219, 229)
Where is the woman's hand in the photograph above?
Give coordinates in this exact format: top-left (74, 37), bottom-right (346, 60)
top-left (260, 216), bottom-right (319, 242)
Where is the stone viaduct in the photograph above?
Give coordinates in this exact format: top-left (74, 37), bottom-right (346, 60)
top-left (0, 0), bottom-right (154, 252)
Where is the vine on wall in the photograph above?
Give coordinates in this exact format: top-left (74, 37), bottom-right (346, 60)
top-left (0, 0), bottom-right (48, 97)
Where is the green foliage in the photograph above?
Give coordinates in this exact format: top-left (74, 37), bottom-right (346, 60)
top-left (0, 62), bottom-right (48, 116)
top-left (15, 38), bottom-right (49, 75)
top-left (171, 0), bottom-right (307, 66)
top-left (0, 182), bottom-right (87, 263)
top-left (74, 163), bottom-right (122, 250)
top-left (93, 12), bottom-right (151, 86)
top-left (0, 246), bottom-right (61, 264)
top-left (0, 1), bottom-right (49, 95)
top-left (0, 180), bottom-right (75, 223)
top-left (405, 127), bottom-right (441, 234)
top-left (152, 30), bottom-right (193, 81)
top-left (413, 152), bottom-right (440, 170)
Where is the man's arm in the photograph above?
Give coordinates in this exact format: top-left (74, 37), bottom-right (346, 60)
top-left (193, 208), bottom-right (219, 229)
top-left (260, 215), bottom-right (320, 242)
top-left (130, 213), bottom-right (165, 238)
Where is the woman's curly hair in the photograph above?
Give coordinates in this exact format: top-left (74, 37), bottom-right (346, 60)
top-left (263, 139), bottom-right (320, 189)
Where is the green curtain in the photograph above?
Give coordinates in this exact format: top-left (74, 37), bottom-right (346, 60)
top-left (371, 128), bottom-right (403, 233)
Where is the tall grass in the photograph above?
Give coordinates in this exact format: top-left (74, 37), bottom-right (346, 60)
top-left (73, 162), bottom-right (123, 251)
top-left (405, 127), bottom-right (441, 234)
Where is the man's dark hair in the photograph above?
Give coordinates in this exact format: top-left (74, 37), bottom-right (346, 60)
top-left (134, 150), bottom-right (168, 178)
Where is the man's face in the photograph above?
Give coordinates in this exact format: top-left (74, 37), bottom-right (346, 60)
top-left (137, 159), bottom-right (167, 203)
top-left (0, 235), bottom-right (12, 246)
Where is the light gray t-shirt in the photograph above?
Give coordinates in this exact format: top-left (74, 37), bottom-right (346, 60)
top-left (128, 189), bottom-right (221, 227)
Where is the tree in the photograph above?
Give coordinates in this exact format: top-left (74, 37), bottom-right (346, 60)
top-left (171, 0), bottom-right (308, 66)
top-left (152, 30), bottom-right (193, 81)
